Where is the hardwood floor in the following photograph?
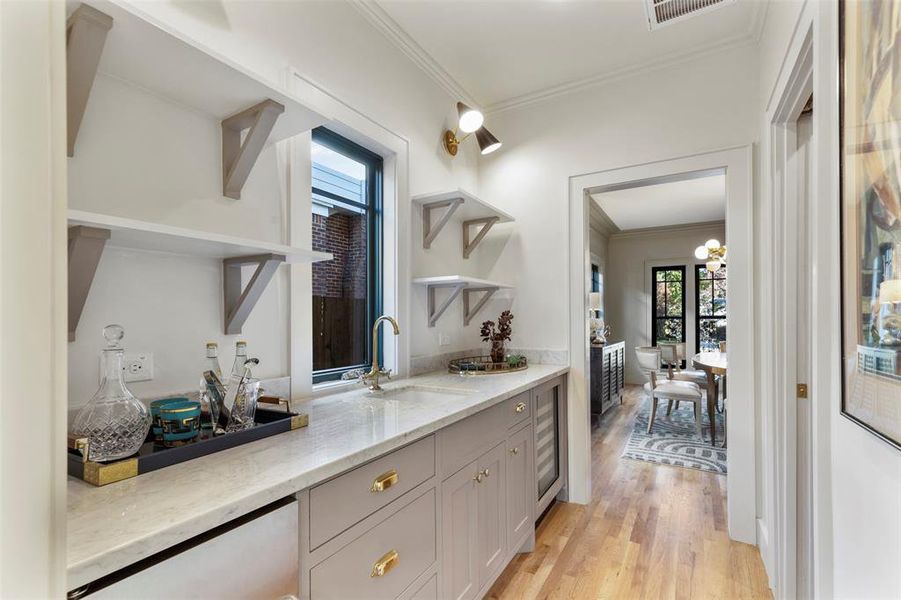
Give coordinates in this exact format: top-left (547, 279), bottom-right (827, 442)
top-left (487, 385), bottom-right (772, 600)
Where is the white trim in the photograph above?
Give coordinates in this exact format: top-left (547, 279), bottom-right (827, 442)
top-left (567, 146), bottom-right (756, 544)
top-left (352, 1), bottom-right (767, 116)
top-left (486, 35), bottom-right (758, 115)
top-left (286, 67), bottom-right (412, 396)
top-left (347, 0), bottom-right (479, 108)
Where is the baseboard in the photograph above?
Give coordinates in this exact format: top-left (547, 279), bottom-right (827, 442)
top-left (757, 518), bottom-right (777, 592)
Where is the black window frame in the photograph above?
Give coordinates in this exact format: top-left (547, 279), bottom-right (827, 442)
top-left (311, 127), bottom-right (383, 384)
top-left (694, 263), bottom-right (727, 353)
top-left (651, 265), bottom-right (686, 352)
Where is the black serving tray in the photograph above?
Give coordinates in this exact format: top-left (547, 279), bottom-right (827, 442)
top-left (68, 407), bottom-right (309, 486)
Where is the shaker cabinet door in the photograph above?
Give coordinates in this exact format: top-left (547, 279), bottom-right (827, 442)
top-left (506, 424), bottom-right (534, 551)
top-left (441, 461), bottom-right (480, 600)
top-left (476, 441), bottom-right (507, 589)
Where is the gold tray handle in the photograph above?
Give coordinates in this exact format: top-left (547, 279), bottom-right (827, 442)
top-left (370, 469), bottom-right (398, 493)
top-left (68, 434), bottom-right (90, 463)
top-left (371, 549), bottom-right (399, 577)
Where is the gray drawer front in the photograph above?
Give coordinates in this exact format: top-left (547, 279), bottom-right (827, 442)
top-left (310, 435), bottom-right (435, 549)
top-left (310, 489), bottom-right (437, 600)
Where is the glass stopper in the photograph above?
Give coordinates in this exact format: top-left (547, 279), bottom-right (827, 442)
top-left (102, 324), bottom-right (125, 349)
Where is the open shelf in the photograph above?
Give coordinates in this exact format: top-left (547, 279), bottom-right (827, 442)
top-left (68, 210), bottom-right (331, 263)
top-left (67, 211), bottom-right (332, 340)
top-left (413, 276), bottom-right (513, 327)
top-left (76, 0), bottom-right (330, 146)
top-left (412, 189), bottom-right (514, 258)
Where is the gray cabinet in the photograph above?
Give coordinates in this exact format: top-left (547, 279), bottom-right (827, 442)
top-left (506, 423), bottom-right (534, 551)
top-left (476, 442), bottom-right (507, 589)
top-left (441, 458), bottom-right (480, 600)
top-left (590, 341), bottom-right (625, 418)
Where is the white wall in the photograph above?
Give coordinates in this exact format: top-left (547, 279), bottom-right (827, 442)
top-left (606, 223), bottom-right (726, 384)
top-left (479, 43), bottom-right (758, 356)
top-left (68, 0), bottom-right (483, 405)
top-left (1, 1), bottom-right (68, 595)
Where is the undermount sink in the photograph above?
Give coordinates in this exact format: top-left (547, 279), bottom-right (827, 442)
top-left (369, 384), bottom-right (476, 403)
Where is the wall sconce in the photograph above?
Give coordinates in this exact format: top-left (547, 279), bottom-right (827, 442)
top-left (694, 239), bottom-right (727, 272)
top-left (444, 102), bottom-right (503, 157)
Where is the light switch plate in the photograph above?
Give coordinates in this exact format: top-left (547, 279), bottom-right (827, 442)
top-left (439, 333), bottom-right (451, 347)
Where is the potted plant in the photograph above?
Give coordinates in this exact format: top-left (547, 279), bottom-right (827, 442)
top-left (480, 310), bottom-right (513, 364)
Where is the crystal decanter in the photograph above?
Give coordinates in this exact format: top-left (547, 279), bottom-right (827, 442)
top-left (72, 325), bottom-right (151, 462)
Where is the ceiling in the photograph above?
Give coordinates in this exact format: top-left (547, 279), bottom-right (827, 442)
top-left (590, 173), bottom-right (726, 231)
top-left (356, 0), bottom-right (766, 112)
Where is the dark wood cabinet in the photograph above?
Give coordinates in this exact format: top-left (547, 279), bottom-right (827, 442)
top-left (590, 341), bottom-right (624, 418)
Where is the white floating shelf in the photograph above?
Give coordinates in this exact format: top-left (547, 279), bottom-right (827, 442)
top-left (412, 189), bottom-right (514, 258)
top-left (75, 0), bottom-right (330, 146)
top-left (68, 210), bottom-right (332, 263)
top-left (413, 276), bottom-right (513, 327)
top-left (412, 276), bottom-right (513, 289)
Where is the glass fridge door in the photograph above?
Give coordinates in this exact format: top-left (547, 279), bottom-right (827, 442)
top-left (535, 384), bottom-right (559, 499)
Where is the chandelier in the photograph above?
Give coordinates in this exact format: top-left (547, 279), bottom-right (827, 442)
top-left (694, 239), bottom-right (726, 272)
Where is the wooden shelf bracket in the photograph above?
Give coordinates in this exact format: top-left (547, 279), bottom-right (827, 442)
top-left (422, 197), bottom-right (464, 249)
top-left (222, 99), bottom-right (285, 200)
top-left (66, 4), bottom-right (113, 157)
top-left (427, 283), bottom-right (466, 327)
top-left (462, 287), bottom-right (497, 326)
top-left (223, 253), bottom-right (285, 334)
top-left (68, 225), bottom-right (111, 341)
top-left (463, 217), bottom-right (500, 259)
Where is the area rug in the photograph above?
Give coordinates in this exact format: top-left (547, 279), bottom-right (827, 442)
top-left (622, 398), bottom-right (727, 474)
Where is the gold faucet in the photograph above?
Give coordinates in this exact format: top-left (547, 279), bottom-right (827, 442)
top-left (361, 315), bottom-right (400, 391)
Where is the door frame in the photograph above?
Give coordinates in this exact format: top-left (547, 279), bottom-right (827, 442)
top-left (566, 145), bottom-right (756, 544)
top-left (767, 26), bottom-right (813, 600)
top-left (761, 3), bottom-right (837, 596)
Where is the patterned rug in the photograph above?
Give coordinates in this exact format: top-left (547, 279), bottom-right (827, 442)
top-left (622, 397), bottom-right (727, 474)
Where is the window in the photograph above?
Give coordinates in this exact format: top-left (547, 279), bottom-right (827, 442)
top-left (311, 128), bottom-right (382, 383)
top-left (651, 266), bottom-right (686, 348)
top-left (695, 264), bottom-right (727, 352)
top-left (591, 263), bottom-right (603, 318)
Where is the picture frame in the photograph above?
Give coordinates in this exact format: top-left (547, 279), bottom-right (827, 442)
top-left (839, 0), bottom-right (901, 450)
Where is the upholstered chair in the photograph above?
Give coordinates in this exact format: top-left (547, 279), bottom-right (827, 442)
top-left (634, 346), bottom-right (704, 440)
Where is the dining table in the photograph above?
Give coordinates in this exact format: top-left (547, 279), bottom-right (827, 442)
top-left (692, 351), bottom-right (727, 446)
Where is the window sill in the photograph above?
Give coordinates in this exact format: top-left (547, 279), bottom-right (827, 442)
top-left (310, 378), bottom-right (360, 398)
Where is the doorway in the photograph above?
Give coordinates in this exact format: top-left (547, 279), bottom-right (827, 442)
top-left (566, 146), bottom-right (756, 544)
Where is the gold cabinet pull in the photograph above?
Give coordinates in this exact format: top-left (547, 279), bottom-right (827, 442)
top-left (515, 402), bottom-right (526, 413)
top-left (371, 549), bottom-right (399, 577)
top-left (510, 447), bottom-right (519, 454)
top-left (370, 469), bottom-right (398, 493)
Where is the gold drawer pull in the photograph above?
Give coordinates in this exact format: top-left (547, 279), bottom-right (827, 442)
top-left (510, 447), bottom-right (519, 454)
top-left (371, 549), bottom-right (399, 577)
top-left (370, 469), bottom-right (398, 493)
top-left (515, 402), bottom-right (526, 413)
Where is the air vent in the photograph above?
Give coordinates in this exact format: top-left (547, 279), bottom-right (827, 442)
top-left (644, 0), bottom-right (735, 30)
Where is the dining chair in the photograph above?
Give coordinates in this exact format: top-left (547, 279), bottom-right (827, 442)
top-left (657, 342), bottom-right (709, 415)
top-left (635, 347), bottom-right (704, 439)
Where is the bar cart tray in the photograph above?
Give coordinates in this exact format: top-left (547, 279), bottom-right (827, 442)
top-left (68, 407), bottom-right (309, 486)
top-left (448, 355), bottom-right (528, 375)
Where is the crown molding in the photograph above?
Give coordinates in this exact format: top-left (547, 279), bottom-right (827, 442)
top-left (609, 220), bottom-right (726, 240)
top-left (348, 0), bottom-right (480, 107)
top-left (353, 0), bottom-right (768, 118)
top-left (485, 32), bottom-right (757, 115)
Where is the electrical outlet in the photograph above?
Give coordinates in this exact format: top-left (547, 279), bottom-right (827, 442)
top-left (123, 353), bottom-right (154, 383)
top-left (439, 333), bottom-right (451, 347)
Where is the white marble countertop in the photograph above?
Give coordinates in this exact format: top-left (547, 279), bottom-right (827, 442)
top-left (67, 364), bottom-right (568, 589)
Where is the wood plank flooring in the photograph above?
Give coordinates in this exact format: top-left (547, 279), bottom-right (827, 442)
top-left (486, 385), bottom-right (772, 600)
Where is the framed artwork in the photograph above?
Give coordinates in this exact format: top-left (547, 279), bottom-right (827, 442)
top-left (840, 0), bottom-right (901, 449)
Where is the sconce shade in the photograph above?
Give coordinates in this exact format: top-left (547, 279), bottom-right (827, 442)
top-left (694, 245), bottom-right (708, 260)
top-left (457, 102), bottom-right (484, 133)
top-left (476, 127), bottom-right (502, 155)
top-left (589, 292), bottom-right (601, 311)
top-left (705, 238), bottom-right (721, 250)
